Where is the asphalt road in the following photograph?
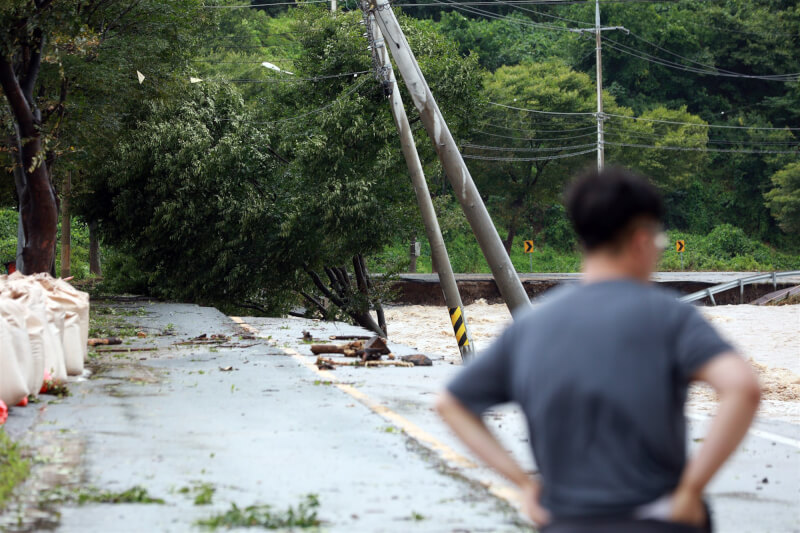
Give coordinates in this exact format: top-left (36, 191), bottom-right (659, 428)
top-left (2, 302), bottom-right (798, 532)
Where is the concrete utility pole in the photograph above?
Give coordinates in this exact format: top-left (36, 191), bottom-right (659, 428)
top-left (594, 0), bottom-right (604, 171)
top-left (369, 0), bottom-right (531, 315)
top-left (331, 0), bottom-right (337, 13)
top-left (570, 1), bottom-right (626, 171)
top-left (365, 12), bottom-right (476, 360)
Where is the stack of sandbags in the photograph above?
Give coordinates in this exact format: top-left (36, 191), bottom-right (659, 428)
top-left (0, 310), bottom-right (30, 407)
top-left (0, 272), bottom-right (90, 410)
top-left (31, 274), bottom-right (90, 375)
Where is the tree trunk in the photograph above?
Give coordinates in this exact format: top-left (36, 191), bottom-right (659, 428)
top-left (60, 172), bottom-right (71, 278)
top-left (408, 237), bottom-right (417, 273)
top-left (0, 51), bottom-right (58, 275)
top-left (89, 220), bottom-right (102, 275)
top-left (9, 129), bottom-right (26, 273)
top-left (504, 216), bottom-right (518, 256)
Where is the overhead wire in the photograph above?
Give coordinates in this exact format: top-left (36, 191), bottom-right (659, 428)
top-left (603, 129), bottom-right (799, 146)
top-left (462, 141), bottom-right (598, 151)
top-left (207, 69), bottom-right (371, 83)
top-left (488, 101), bottom-right (595, 115)
top-left (471, 129), bottom-right (599, 141)
top-left (478, 121), bottom-right (598, 133)
top-left (462, 148), bottom-right (597, 161)
top-left (602, 37), bottom-right (799, 82)
top-left (603, 141), bottom-right (799, 155)
top-left (603, 113), bottom-right (800, 131)
top-left (226, 74), bottom-right (371, 125)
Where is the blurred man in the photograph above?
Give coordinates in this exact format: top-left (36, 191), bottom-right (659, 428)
top-left (437, 167), bottom-right (760, 532)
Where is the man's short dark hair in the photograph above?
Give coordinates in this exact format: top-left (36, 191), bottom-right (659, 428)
top-left (565, 166), bottom-right (664, 251)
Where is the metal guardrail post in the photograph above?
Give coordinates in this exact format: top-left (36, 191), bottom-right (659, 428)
top-left (679, 271), bottom-right (800, 304)
top-left (706, 289), bottom-right (716, 306)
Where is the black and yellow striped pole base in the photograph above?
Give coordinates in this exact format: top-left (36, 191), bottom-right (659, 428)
top-left (449, 306), bottom-right (475, 360)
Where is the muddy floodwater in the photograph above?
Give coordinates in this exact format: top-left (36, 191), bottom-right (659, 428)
top-left (384, 301), bottom-right (800, 423)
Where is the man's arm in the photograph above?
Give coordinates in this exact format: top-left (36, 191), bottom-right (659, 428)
top-left (671, 351), bottom-right (761, 525)
top-left (436, 391), bottom-right (550, 526)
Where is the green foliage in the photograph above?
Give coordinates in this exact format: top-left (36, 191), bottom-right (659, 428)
top-left (379, 219), bottom-right (799, 274)
top-left (0, 208), bottom-right (92, 277)
top-left (91, 8), bottom-right (483, 310)
top-left (435, 11), bottom-right (562, 71)
top-left (765, 162), bottom-right (800, 234)
top-left (196, 494), bottom-right (321, 530)
top-left (0, 429), bottom-right (30, 510)
top-left (659, 226), bottom-right (799, 271)
top-left (0, 208), bottom-right (16, 265)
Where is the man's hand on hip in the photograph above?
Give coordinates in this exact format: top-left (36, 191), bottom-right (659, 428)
top-left (521, 478), bottom-right (551, 527)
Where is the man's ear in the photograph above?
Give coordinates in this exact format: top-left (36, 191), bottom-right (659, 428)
top-left (628, 227), bottom-right (650, 255)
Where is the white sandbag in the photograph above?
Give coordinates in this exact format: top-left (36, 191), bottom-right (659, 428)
top-left (0, 298), bottom-right (41, 395)
top-left (61, 310), bottom-right (83, 375)
top-left (3, 278), bottom-right (68, 382)
top-left (21, 306), bottom-right (48, 392)
top-left (0, 317), bottom-right (30, 406)
top-left (53, 277), bottom-right (90, 362)
top-left (32, 274), bottom-right (84, 376)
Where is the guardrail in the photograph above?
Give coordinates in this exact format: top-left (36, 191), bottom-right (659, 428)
top-left (679, 271), bottom-right (800, 305)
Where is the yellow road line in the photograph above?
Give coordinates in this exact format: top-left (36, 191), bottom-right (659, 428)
top-left (230, 316), bottom-right (521, 507)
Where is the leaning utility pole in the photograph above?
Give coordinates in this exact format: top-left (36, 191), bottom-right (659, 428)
top-left (594, 0), bottom-right (604, 170)
top-left (363, 9), bottom-right (476, 360)
top-left (570, 0), bottom-right (627, 171)
top-left (368, 0), bottom-right (531, 315)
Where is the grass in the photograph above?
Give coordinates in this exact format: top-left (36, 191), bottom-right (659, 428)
top-left (178, 482), bottom-right (216, 505)
top-left (774, 292), bottom-right (800, 306)
top-left (89, 306), bottom-right (144, 338)
top-left (74, 486), bottom-right (165, 505)
top-left (0, 429), bottom-right (31, 510)
top-left (195, 494), bottom-right (321, 530)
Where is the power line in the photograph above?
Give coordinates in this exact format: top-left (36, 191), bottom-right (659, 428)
top-left (604, 129), bottom-right (799, 146)
top-left (488, 101), bottom-right (596, 115)
top-left (604, 113), bottom-right (800, 131)
top-left (227, 75), bottom-right (370, 124)
top-left (602, 37), bottom-right (799, 82)
top-left (202, 1), bottom-right (328, 7)
top-left (462, 141), bottom-right (597, 151)
top-left (479, 121), bottom-right (598, 133)
top-left (471, 129), bottom-right (598, 141)
top-left (603, 141), bottom-right (799, 155)
top-left (209, 69), bottom-right (371, 83)
top-left (493, 0), bottom-right (592, 25)
top-left (393, 0), bottom-right (692, 6)
top-left (432, 0), bottom-right (573, 33)
top-left (462, 147), bottom-right (597, 161)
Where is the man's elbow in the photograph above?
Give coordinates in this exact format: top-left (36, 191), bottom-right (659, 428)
top-left (741, 374), bottom-right (762, 407)
top-left (725, 366), bottom-right (762, 407)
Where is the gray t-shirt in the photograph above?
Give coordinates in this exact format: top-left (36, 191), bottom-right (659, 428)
top-left (447, 280), bottom-right (733, 519)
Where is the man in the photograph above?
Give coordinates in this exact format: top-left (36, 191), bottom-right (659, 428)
top-left (437, 167), bottom-right (760, 532)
